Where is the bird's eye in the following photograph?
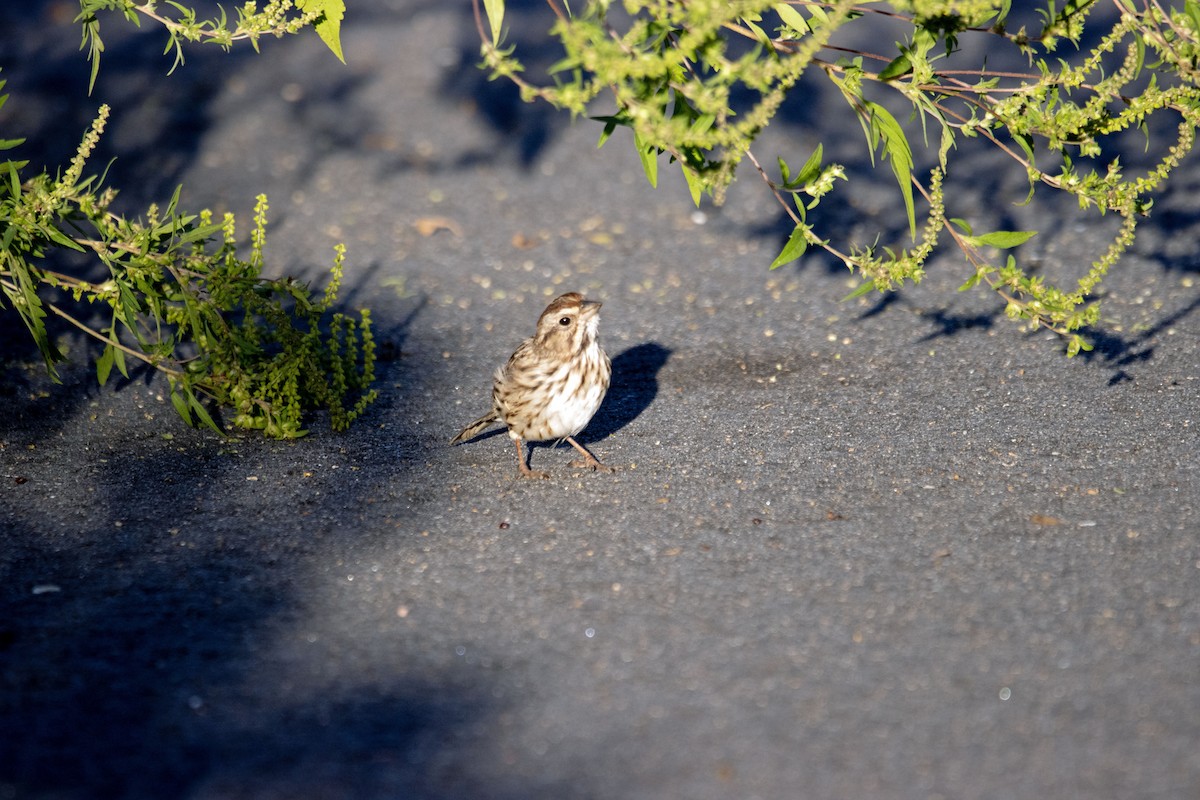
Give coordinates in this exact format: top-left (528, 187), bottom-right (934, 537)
top-left (559, 316), bottom-right (571, 326)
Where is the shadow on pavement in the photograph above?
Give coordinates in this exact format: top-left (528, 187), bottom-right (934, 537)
top-left (583, 342), bottom-right (672, 444)
top-left (0, 444), bottom-right (507, 799)
top-left (439, 0), bottom-right (569, 169)
top-left (1081, 292), bottom-right (1200, 385)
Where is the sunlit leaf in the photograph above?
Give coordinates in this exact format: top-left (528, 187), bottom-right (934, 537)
top-left (774, 3), bottom-right (810, 35)
top-left (296, 0), bottom-right (346, 63)
top-left (794, 143), bottom-right (824, 187)
top-left (483, 0), bottom-right (505, 43)
top-left (770, 225), bottom-right (808, 269)
top-left (974, 230), bottom-right (1037, 248)
top-left (865, 101), bottom-right (916, 239)
top-left (681, 164), bottom-right (704, 206)
top-left (634, 131), bottom-right (658, 188)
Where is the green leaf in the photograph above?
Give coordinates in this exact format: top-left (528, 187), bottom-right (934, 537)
top-left (592, 113), bottom-right (630, 148)
top-left (0, 215), bottom-right (17, 250)
top-left (878, 52), bottom-right (912, 81)
top-left (774, 3), bottom-right (811, 34)
top-left (865, 101), bottom-right (916, 239)
top-left (681, 164), bottom-right (704, 206)
top-left (96, 343), bottom-right (115, 386)
top-left (547, 55), bottom-right (579, 75)
top-left (111, 339), bottom-right (129, 379)
top-left (7, 262), bottom-right (63, 374)
top-left (948, 217), bottom-right (973, 235)
top-left (793, 143), bottom-right (824, 187)
top-left (957, 272), bottom-right (983, 292)
top-left (770, 225), bottom-right (808, 269)
top-left (297, 0), bottom-right (346, 63)
top-left (79, 16), bottom-right (103, 95)
top-left (742, 17), bottom-right (771, 48)
top-left (174, 221), bottom-right (225, 245)
top-left (188, 391), bottom-right (223, 435)
top-left (1187, 0), bottom-right (1200, 38)
top-left (802, 4), bottom-right (830, 29)
top-left (170, 384), bottom-right (192, 426)
top-left (5, 159), bottom-right (22, 196)
top-left (691, 113), bottom-right (716, 136)
top-left (1013, 133), bottom-right (1037, 204)
top-left (1066, 335), bottom-right (1092, 357)
top-left (41, 223), bottom-right (86, 252)
top-left (483, 0), bottom-right (505, 43)
top-left (634, 131), bottom-right (658, 188)
top-left (974, 230), bottom-right (1037, 248)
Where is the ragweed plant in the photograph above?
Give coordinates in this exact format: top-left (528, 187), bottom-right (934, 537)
top-left (77, 0), bottom-right (346, 88)
top-left (1, 0), bottom-right (373, 437)
top-left (475, 0), bottom-right (1200, 356)
top-left (1, 96), bottom-right (375, 438)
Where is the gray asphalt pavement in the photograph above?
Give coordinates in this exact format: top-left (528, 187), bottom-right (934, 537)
top-left (2, 2), bottom-right (1198, 798)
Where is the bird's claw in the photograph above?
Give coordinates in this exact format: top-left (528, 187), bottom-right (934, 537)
top-left (570, 457), bottom-right (616, 473)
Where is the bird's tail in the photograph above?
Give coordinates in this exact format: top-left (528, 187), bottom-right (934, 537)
top-left (450, 411), bottom-right (500, 445)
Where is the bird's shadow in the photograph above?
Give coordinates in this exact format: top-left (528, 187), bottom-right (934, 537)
top-left (580, 342), bottom-right (672, 444)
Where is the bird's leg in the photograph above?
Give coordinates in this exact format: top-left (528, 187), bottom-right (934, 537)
top-left (565, 436), bottom-right (615, 473)
top-left (515, 438), bottom-right (550, 479)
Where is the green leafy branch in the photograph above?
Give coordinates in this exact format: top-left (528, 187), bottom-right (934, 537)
top-left (474, 0), bottom-right (1200, 355)
top-left (77, 0), bottom-right (346, 89)
top-left (0, 1), bottom-right (375, 436)
top-left (1, 82), bottom-right (375, 437)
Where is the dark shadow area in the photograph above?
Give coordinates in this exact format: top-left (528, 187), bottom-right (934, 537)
top-left (0, 1), bottom-right (247, 207)
top-left (0, 4), bottom-right (482, 772)
top-left (0, 0), bottom-right (456, 241)
top-left (0, 319), bottom-right (97, 439)
top-left (1, 1), bottom-right (447, 195)
top-left (1079, 293), bottom-right (1200, 385)
top-left (342, 287), bottom-right (428, 426)
top-left (917, 307), bottom-right (999, 342)
top-left (0, 442), bottom-right (507, 799)
top-left (0, 515), bottom-right (290, 796)
top-left (850, 288), bottom-right (1003, 344)
top-left (581, 341), bottom-right (672, 443)
top-left (175, 688), bottom-right (495, 799)
top-left (440, 0), bottom-right (567, 169)
top-left (856, 291), bottom-right (903, 321)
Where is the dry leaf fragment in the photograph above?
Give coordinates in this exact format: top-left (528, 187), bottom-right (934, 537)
top-left (413, 216), bottom-right (463, 237)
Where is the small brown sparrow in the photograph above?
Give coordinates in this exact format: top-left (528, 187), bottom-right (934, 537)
top-left (450, 292), bottom-right (614, 478)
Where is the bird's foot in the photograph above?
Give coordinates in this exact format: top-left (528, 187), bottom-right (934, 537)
top-left (569, 455), bottom-right (616, 473)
